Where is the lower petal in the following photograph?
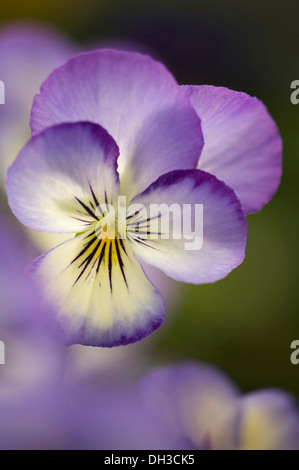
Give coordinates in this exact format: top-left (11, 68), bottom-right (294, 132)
top-left (30, 234), bottom-right (165, 347)
top-left (140, 364), bottom-right (240, 450)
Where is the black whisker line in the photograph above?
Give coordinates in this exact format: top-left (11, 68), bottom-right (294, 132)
top-left (75, 196), bottom-right (99, 221)
top-left (89, 184), bottom-right (100, 207)
top-left (128, 221), bottom-right (150, 229)
top-left (84, 231), bottom-right (96, 240)
top-left (70, 216), bottom-right (92, 224)
top-left (85, 257), bottom-right (98, 282)
top-left (70, 236), bottom-right (98, 265)
top-left (96, 242), bottom-right (106, 274)
top-left (118, 236), bottom-right (128, 257)
top-left (115, 239), bottom-right (128, 288)
top-left (97, 206), bottom-right (104, 217)
top-left (75, 210), bottom-right (94, 220)
top-left (127, 230), bottom-right (161, 236)
top-left (127, 212), bottom-right (162, 225)
top-left (83, 235), bottom-right (97, 247)
top-left (108, 242), bottom-right (113, 293)
top-left (73, 269), bottom-right (86, 286)
top-left (132, 236), bottom-right (158, 249)
top-left (73, 240), bottom-right (102, 286)
top-left (147, 213), bottom-right (162, 222)
top-left (78, 240), bottom-right (101, 269)
top-left (126, 209), bottom-right (143, 221)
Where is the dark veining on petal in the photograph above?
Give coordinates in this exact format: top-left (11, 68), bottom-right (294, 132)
top-left (89, 184), bottom-right (100, 207)
top-left (104, 190), bottom-right (109, 206)
top-left (70, 216), bottom-right (92, 225)
top-left (127, 229), bottom-right (161, 236)
top-left (73, 239), bottom-right (102, 285)
top-left (70, 235), bottom-right (98, 265)
top-left (108, 242), bottom-right (113, 293)
top-left (96, 242), bottom-right (106, 274)
top-left (115, 238), bottom-right (128, 288)
top-left (69, 188), bottom-right (131, 293)
top-left (74, 196), bottom-right (99, 221)
top-left (118, 236), bottom-right (128, 257)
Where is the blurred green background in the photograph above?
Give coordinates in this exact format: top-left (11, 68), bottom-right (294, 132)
top-left (1, 0), bottom-right (298, 396)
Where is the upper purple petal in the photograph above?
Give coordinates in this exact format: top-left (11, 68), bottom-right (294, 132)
top-left (6, 122), bottom-right (120, 234)
top-left (184, 85), bottom-right (282, 214)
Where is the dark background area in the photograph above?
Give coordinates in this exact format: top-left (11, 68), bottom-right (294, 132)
top-left (1, 0), bottom-right (298, 395)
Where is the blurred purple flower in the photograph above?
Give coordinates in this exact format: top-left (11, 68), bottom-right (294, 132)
top-left (0, 212), bottom-right (36, 329)
top-left (1, 269), bottom-right (298, 457)
top-left (0, 23), bottom-right (77, 185)
top-left (6, 48), bottom-right (281, 346)
top-left (0, 214), bottom-right (68, 445)
top-left (0, 214), bottom-right (122, 449)
top-left (75, 363), bottom-right (299, 450)
top-left (140, 364), bottom-right (299, 450)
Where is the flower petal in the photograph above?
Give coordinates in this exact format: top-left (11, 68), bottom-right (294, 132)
top-left (238, 390), bottom-right (299, 450)
top-left (74, 384), bottom-right (193, 450)
top-left (30, 233), bottom-right (165, 347)
top-left (30, 49), bottom-right (203, 198)
top-left (184, 85), bottom-right (282, 214)
top-left (141, 363), bottom-right (240, 450)
top-left (129, 169), bottom-right (247, 284)
top-left (6, 122), bottom-right (120, 233)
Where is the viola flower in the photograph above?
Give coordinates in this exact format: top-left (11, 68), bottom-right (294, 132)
top-left (6, 49), bottom-right (281, 346)
top-left (7, 122), bottom-right (246, 346)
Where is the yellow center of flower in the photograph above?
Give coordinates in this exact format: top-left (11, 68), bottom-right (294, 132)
top-left (71, 185), bottom-right (129, 292)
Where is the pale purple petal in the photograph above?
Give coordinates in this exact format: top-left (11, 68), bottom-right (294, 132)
top-left (30, 49), bottom-right (203, 198)
top-left (130, 169), bottom-right (247, 284)
top-left (6, 122), bottom-right (120, 233)
top-left (184, 85), bottom-right (282, 214)
top-left (237, 390), bottom-right (299, 450)
top-left (140, 363), bottom-right (240, 450)
top-left (72, 385), bottom-right (193, 450)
